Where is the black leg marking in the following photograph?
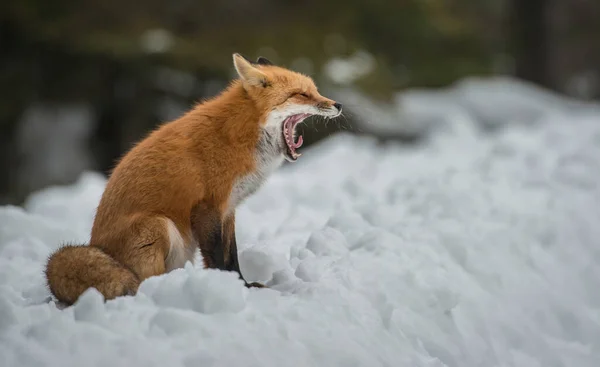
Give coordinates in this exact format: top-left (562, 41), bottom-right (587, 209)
top-left (191, 201), bottom-right (224, 269)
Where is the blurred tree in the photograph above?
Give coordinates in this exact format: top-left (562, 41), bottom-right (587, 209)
top-left (508, 0), bottom-right (550, 88)
top-left (550, 0), bottom-right (600, 99)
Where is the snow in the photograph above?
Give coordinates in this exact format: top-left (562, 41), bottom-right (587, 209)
top-left (15, 103), bottom-right (96, 197)
top-left (2, 79), bottom-right (600, 367)
top-left (331, 76), bottom-right (600, 139)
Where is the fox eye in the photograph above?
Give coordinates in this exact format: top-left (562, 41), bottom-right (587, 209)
top-left (298, 92), bottom-right (309, 98)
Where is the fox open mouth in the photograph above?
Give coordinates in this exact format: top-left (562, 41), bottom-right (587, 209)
top-left (283, 113), bottom-right (311, 161)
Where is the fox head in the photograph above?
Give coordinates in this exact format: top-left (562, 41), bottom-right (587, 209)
top-left (232, 53), bottom-right (342, 162)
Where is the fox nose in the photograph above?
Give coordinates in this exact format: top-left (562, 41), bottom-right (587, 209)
top-left (333, 102), bottom-right (343, 112)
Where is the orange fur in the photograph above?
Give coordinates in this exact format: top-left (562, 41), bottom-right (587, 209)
top-left (45, 53), bottom-right (341, 305)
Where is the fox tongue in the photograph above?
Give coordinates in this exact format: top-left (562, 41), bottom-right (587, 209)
top-left (293, 135), bottom-right (303, 148)
top-left (283, 113), bottom-right (310, 158)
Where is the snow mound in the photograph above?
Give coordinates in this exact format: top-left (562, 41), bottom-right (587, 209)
top-left (2, 80), bottom-right (600, 366)
top-left (333, 76), bottom-right (600, 139)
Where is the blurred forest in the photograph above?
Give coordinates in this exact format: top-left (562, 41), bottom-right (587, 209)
top-left (1, 0), bottom-right (599, 204)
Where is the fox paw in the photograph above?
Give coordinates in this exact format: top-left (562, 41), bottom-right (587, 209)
top-left (245, 281), bottom-right (266, 288)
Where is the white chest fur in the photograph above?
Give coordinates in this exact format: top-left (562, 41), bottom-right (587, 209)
top-left (229, 127), bottom-right (284, 211)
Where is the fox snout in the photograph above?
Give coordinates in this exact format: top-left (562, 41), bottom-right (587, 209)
top-left (316, 99), bottom-right (343, 116)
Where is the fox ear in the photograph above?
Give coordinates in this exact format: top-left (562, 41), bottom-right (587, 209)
top-left (256, 56), bottom-right (273, 66)
top-left (233, 53), bottom-right (269, 88)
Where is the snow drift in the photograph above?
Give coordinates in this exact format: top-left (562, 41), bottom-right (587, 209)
top-left (1, 79), bottom-right (600, 367)
top-left (332, 76), bottom-right (600, 139)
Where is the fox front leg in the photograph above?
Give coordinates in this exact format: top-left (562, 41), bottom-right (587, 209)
top-left (222, 213), bottom-right (265, 288)
top-left (190, 202), bottom-right (264, 287)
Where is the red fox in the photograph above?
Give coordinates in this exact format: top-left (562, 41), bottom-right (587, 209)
top-left (45, 53), bottom-right (342, 305)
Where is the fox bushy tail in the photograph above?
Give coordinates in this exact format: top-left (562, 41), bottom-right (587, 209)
top-left (45, 245), bottom-right (140, 305)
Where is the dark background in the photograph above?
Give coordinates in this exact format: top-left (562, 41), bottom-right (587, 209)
top-left (1, 0), bottom-right (599, 204)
